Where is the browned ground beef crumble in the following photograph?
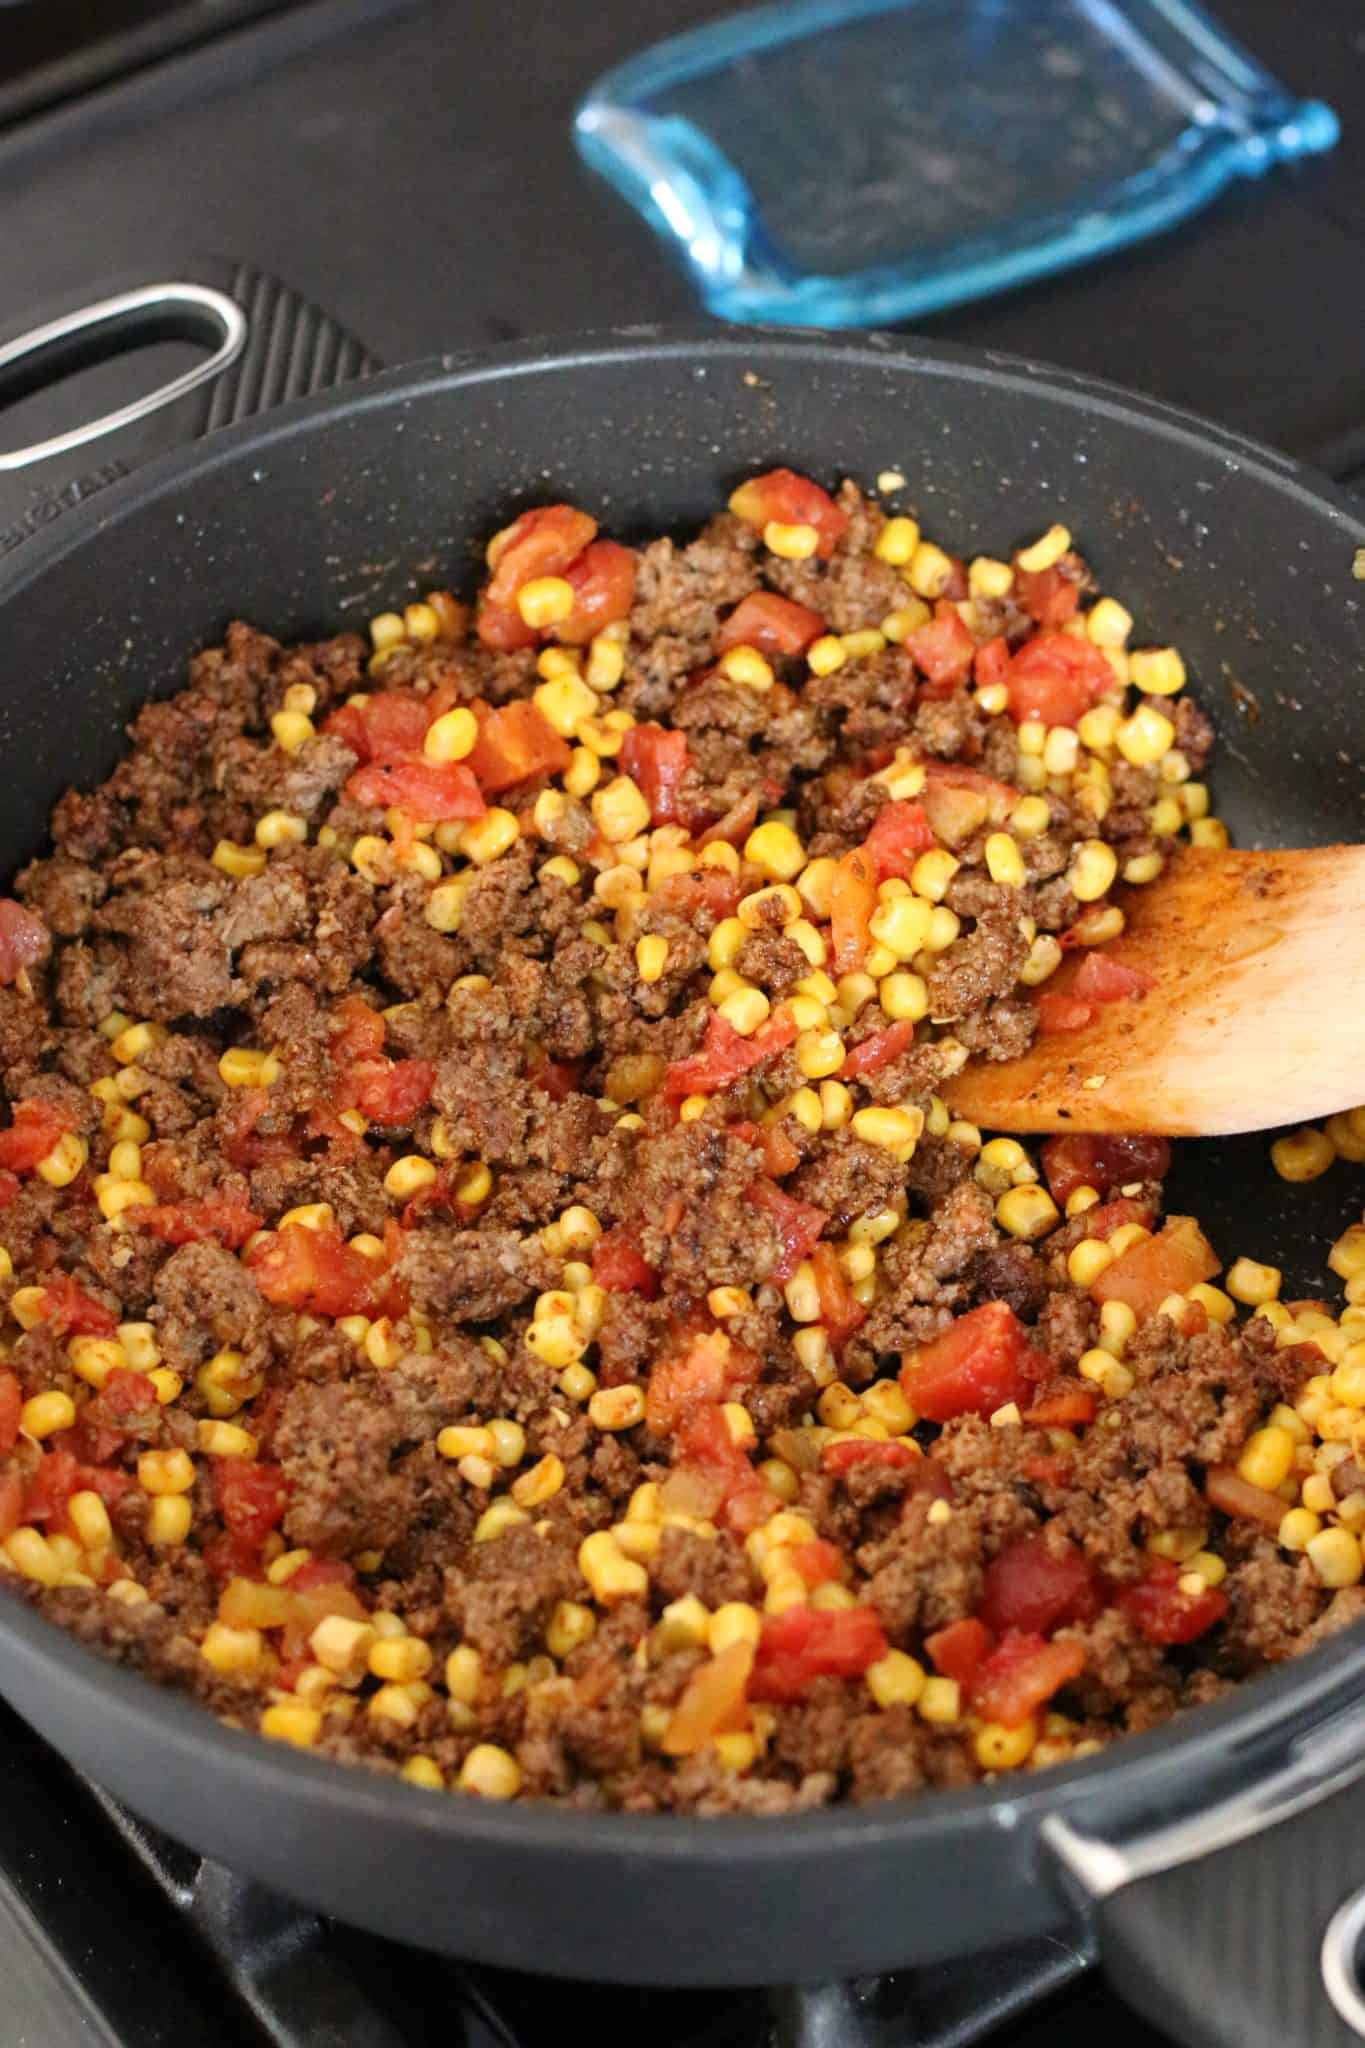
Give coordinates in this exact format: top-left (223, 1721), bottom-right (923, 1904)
top-left (0, 474), bottom-right (1350, 1815)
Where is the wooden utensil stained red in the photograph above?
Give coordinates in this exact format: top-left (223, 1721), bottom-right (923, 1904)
top-left (943, 845), bottom-right (1365, 1136)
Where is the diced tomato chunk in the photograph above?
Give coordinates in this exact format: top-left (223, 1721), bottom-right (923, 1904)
top-left (667, 1400), bottom-right (775, 1536)
top-left (0, 899), bottom-right (49, 985)
top-left (661, 1640), bottom-right (755, 1755)
top-left (978, 1535), bottom-right (1101, 1637)
top-left (1117, 1558), bottom-right (1228, 1644)
top-left (906, 600), bottom-right (975, 693)
top-left (646, 1336), bottom-right (742, 1437)
top-left (203, 1530), bottom-right (269, 1582)
top-left (788, 1538), bottom-right (845, 1589)
top-left (485, 505), bottom-right (598, 609)
top-left (1036, 991), bottom-right (1095, 1035)
top-left (662, 1010), bottom-right (797, 1100)
top-left (924, 1616), bottom-right (994, 1688)
top-left (345, 755), bottom-right (485, 822)
top-left (0, 1468), bottom-right (23, 1541)
top-left (1090, 1216), bottom-right (1219, 1318)
top-left (821, 1437), bottom-right (919, 1475)
top-left (1082, 1197), bottom-right (1157, 1242)
top-left (974, 636), bottom-right (1011, 692)
top-left (466, 700), bottom-right (573, 794)
top-left (214, 1459), bottom-right (289, 1545)
top-left (332, 994), bottom-right (386, 1063)
top-left (1006, 633), bottom-right (1112, 728)
top-left (829, 847), bottom-right (877, 974)
top-left (841, 1017), bottom-right (915, 1079)
top-left (619, 723), bottom-right (691, 825)
top-left (728, 469), bottom-right (849, 558)
top-left (750, 1179), bottom-right (828, 1284)
top-left (1072, 951), bottom-right (1155, 1005)
top-left (322, 688), bottom-right (436, 765)
top-left (0, 1171), bottom-right (19, 1210)
top-left (33, 1272), bottom-right (117, 1339)
top-left (716, 591), bottom-right (825, 656)
top-left (749, 1603), bottom-right (887, 1702)
top-left (138, 1192), bottom-right (262, 1250)
top-left (474, 599), bottom-right (536, 651)
top-left (340, 1057), bottom-right (435, 1125)
top-left (24, 1449), bottom-right (82, 1529)
top-left (1040, 1134), bottom-right (1171, 1205)
top-left (918, 761), bottom-right (1017, 845)
top-left (971, 1630), bottom-right (1087, 1726)
top-left (652, 868), bottom-right (745, 921)
top-left (864, 800), bottom-right (935, 881)
top-left (591, 1227), bottom-right (659, 1298)
top-left (900, 1302), bottom-right (1043, 1423)
top-left (812, 1240), bottom-right (866, 1345)
top-left (0, 1099), bottom-right (73, 1173)
top-left (290, 1558), bottom-right (357, 1592)
top-left (556, 540), bottom-right (637, 645)
top-left (1021, 1385), bottom-right (1098, 1428)
top-left (1014, 565), bottom-right (1080, 627)
top-left (1204, 1465), bottom-right (1289, 1534)
top-left (245, 1222), bottom-right (401, 1320)
top-left (0, 1370), bottom-right (21, 1454)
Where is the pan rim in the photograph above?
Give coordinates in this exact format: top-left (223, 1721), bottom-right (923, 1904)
top-left (0, 322), bottom-right (1362, 1874)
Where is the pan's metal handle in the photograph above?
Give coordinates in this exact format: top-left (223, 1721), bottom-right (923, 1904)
top-left (1043, 1697), bottom-right (1365, 2047)
top-left (0, 260), bottom-right (377, 572)
top-left (0, 284), bottom-right (248, 471)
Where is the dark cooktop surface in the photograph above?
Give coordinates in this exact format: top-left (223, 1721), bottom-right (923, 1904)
top-left (0, 2), bottom-right (1360, 2043)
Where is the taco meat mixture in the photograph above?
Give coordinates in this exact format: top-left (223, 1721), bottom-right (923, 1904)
top-left (1, 468), bottom-right (1363, 1813)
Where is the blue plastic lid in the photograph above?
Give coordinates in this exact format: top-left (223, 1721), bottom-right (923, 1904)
top-left (575, 0), bottom-right (1338, 327)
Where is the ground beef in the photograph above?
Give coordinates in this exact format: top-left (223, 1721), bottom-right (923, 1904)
top-left (1, 465), bottom-right (1331, 1826)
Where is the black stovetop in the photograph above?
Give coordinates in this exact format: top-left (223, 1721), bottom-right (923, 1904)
top-left (0, 2), bottom-right (1360, 2043)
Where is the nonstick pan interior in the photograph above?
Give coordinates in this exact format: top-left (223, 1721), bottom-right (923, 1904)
top-left (0, 330), bottom-right (1360, 1983)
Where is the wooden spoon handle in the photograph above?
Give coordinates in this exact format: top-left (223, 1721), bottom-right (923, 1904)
top-left (943, 845), bottom-right (1365, 1136)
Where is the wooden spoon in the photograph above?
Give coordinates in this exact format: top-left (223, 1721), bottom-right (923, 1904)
top-left (942, 845), bottom-right (1365, 1136)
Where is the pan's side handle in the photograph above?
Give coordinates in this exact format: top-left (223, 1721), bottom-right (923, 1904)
top-left (1043, 1706), bottom-right (1365, 2048)
top-left (0, 261), bottom-right (377, 568)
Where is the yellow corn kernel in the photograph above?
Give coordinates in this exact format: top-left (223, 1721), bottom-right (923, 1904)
top-left (21, 1390), bottom-right (76, 1440)
top-left (254, 809), bottom-right (308, 851)
top-left (368, 1634), bottom-right (434, 1684)
top-left (137, 1447), bottom-right (196, 1496)
top-left (420, 706), bottom-right (477, 763)
top-left (533, 673), bottom-right (598, 740)
top-left (1017, 524), bottom-right (1070, 574)
top-left (67, 1490), bottom-right (113, 1552)
top-left (718, 643), bottom-right (776, 694)
top-left (510, 1454), bottom-right (566, 1509)
top-left (1009, 796), bottom-right (1052, 842)
top-left (461, 806), bottom-right (521, 866)
top-left (763, 521), bottom-right (819, 560)
top-left (1330, 1225), bottom-right (1365, 1281)
top-left (918, 1676), bottom-right (961, 1725)
top-left (995, 1186), bottom-right (1060, 1241)
top-left (783, 1260), bottom-right (821, 1324)
top-left (201, 1622), bottom-right (265, 1676)
top-left (1183, 1283), bottom-right (1234, 1327)
top-left (458, 1744), bottom-right (522, 1799)
top-left (147, 1494), bottom-right (193, 1546)
top-left (34, 1131), bottom-right (87, 1189)
top-left (1236, 1426), bottom-right (1297, 1493)
top-left (1224, 1257), bottom-right (1281, 1307)
top-left (907, 850), bottom-right (958, 905)
top-left (841, 629), bottom-right (887, 662)
top-left (868, 894), bottom-right (933, 962)
top-left (1064, 838), bottom-right (1117, 903)
top-left (589, 775), bottom-right (650, 847)
top-left (1327, 1114), bottom-right (1365, 1164)
top-left (382, 1155), bottom-right (437, 1201)
top-left (588, 1385), bottom-right (646, 1433)
top-left (1123, 850), bottom-right (1165, 886)
top-left (1307, 1527), bottom-right (1364, 1589)
top-left (512, 575), bottom-right (573, 630)
top-left (1086, 598), bottom-right (1133, 648)
top-left (1067, 1238), bottom-right (1115, 1288)
top-left (850, 1105), bottom-right (923, 1157)
top-left (96, 1176), bottom-right (155, 1222)
top-left (1115, 704), bottom-right (1176, 768)
top-left (271, 709), bottom-right (316, 756)
top-left (1278, 1507), bottom-right (1322, 1554)
top-left (652, 1594), bottom-right (712, 1659)
top-left (212, 838), bottom-right (267, 880)
top-left (1187, 816), bottom-right (1228, 850)
top-left (707, 1603), bottom-right (762, 1657)
top-left (259, 1702), bottom-right (322, 1748)
top-left (975, 1717), bottom-right (1038, 1771)
top-left (806, 634), bottom-right (847, 676)
top-left (542, 1600), bottom-right (595, 1662)
top-left (578, 1529), bottom-right (648, 1605)
top-left (974, 1135), bottom-right (1034, 1191)
top-left (744, 821), bottom-right (807, 884)
top-left (875, 516), bottom-right (920, 565)
top-left (217, 1047), bottom-right (282, 1090)
top-left (968, 554), bottom-right (1013, 598)
top-left (629, 932), bottom-right (670, 987)
top-left (907, 541), bottom-right (955, 599)
top-left (715, 986), bottom-right (770, 1040)
top-left (984, 833), bottom-right (1026, 888)
top-left (1129, 646), bottom-right (1186, 696)
top-left (1270, 1127), bottom-right (1335, 1184)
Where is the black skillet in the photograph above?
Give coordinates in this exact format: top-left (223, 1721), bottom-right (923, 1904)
top-left (0, 283), bottom-right (1363, 2048)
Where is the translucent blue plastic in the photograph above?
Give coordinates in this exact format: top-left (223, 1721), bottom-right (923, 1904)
top-left (574, 0), bottom-right (1338, 327)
